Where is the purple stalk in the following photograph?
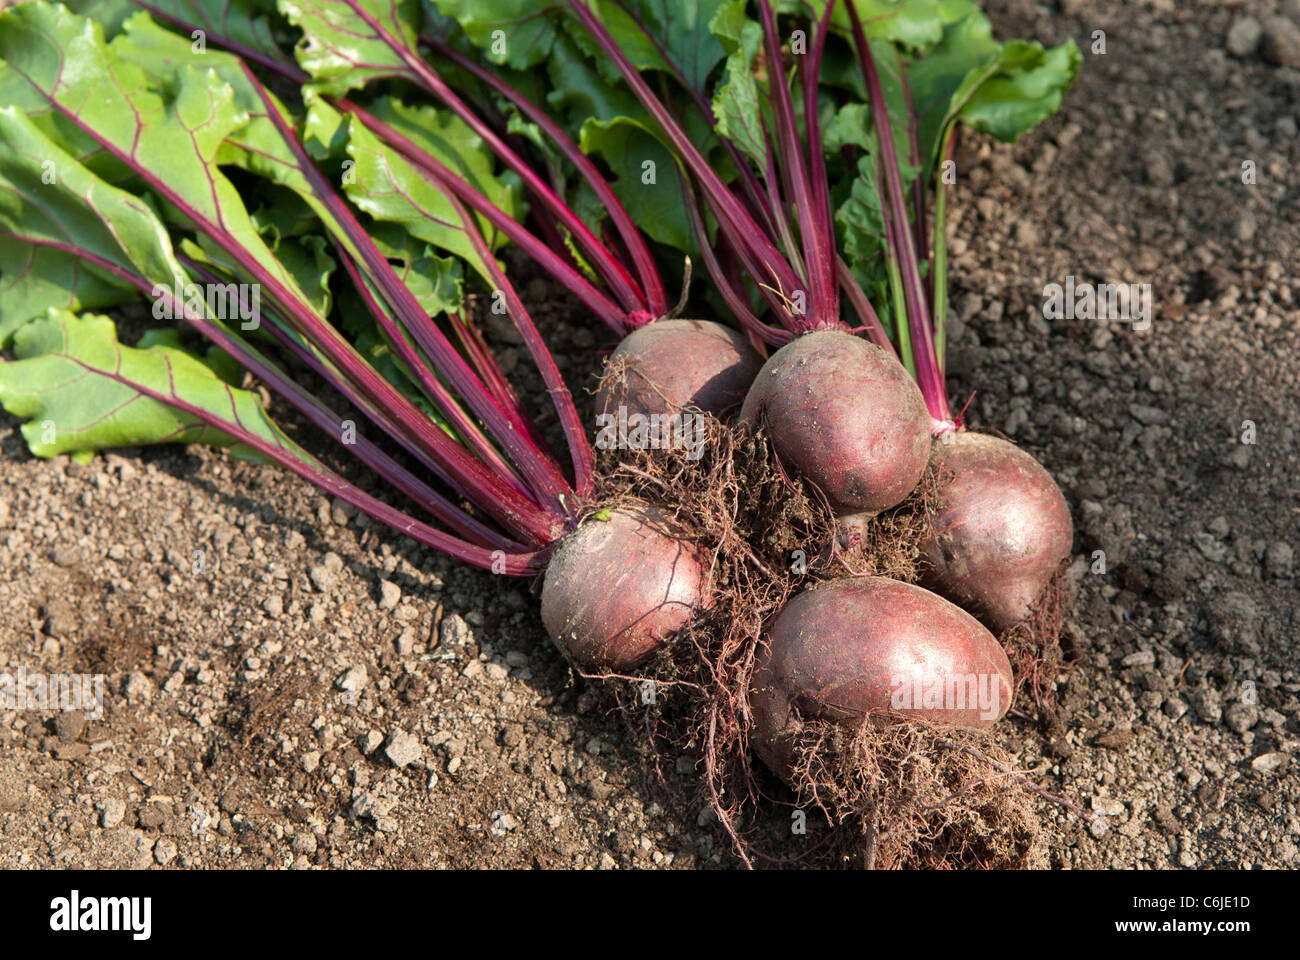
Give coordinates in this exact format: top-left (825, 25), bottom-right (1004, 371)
top-left (26, 80), bottom-right (563, 545)
top-left (176, 254), bottom-right (482, 498)
top-left (121, 0), bottom-right (646, 335)
top-left (338, 98), bottom-right (631, 334)
top-left (116, 2), bottom-right (599, 504)
top-left (801, 1), bottom-right (840, 321)
top-left (836, 257), bottom-right (894, 350)
top-left (73, 352), bottom-right (550, 575)
top-left (132, 0), bottom-right (306, 81)
top-left (446, 310), bottom-right (554, 457)
top-left (446, 191), bottom-right (596, 498)
top-left (897, 61), bottom-right (930, 306)
top-left (845, 3), bottom-right (953, 428)
top-left (421, 35), bottom-right (669, 318)
top-left (11, 232), bottom-right (526, 552)
top-left (566, 0), bottom-right (810, 328)
top-left (333, 241), bottom-right (559, 482)
top-left (128, 3), bottom-right (664, 336)
top-left (682, 178), bottom-right (789, 347)
top-left (325, 213), bottom-right (533, 500)
top-left (340, 0), bottom-right (649, 319)
top-left (755, 0), bottom-right (837, 327)
top-left (166, 267), bottom-right (530, 552)
top-left (592, 4), bottom-right (776, 241)
top-left (243, 65), bottom-right (576, 512)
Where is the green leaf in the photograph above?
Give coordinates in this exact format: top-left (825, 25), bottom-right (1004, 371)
top-left (251, 191), bottom-right (325, 240)
top-left (70, 0), bottom-right (288, 64)
top-left (327, 107), bottom-right (497, 284)
top-left (0, 310), bottom-right (302, 462)
top-left (278, 0), bottom-right (420, 95)
top-left (249, 224), bottom-right (336, 316)
top-left (957, 39), bottom-right (1081, 143)
top-left (822, 101), bottom-right (873, 153)
top-left (179, 200), bottom-right (339, 320)
top-left (795, 0), bottom-right (971, 53)
top-left (709, 0), bottom-right (767, 176)
top-left (361, 95), bottom-right (524, 228)
top-left (566, 1), bottom-right (728, 91)
top-left (543, 30), bottom-right (649, 128)
top-left (0, 238), bottom-right (136, 347)
top-left (429, 0), bottom-right (559, 69)
top-left (834, 148), bottom-right (918, 338)
top-left (836, 154), bottom-right (888, 272)
top-left (0, 101), bottom-right (186, 345)
top-left (332, 280), bottom-right (453, 428)
top-left (905, 7), bottom-right (1081, 172)
top-left (136, 327), bottom-right (245, 384)
top-left (578, 116), bottom-right (692, 252)
top-left (108, 12), bottom-right (338, 217)
top-left (0, 4), bottom-right (404, 438)
top-left (632, 0), bottom-right (729, 91)
top-left (366, 222), bottom-right (464, 317)
top-left (0, 4), bottom-right (315, 312)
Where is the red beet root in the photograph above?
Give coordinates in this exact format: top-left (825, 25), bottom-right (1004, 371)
top-left (740, 330), bottom-right (931, 520)
top-left (750, 576), bottom-right (1013, 780)
top-left (921, 432), bottom-right (1073, 634)
top-left (541, 507), bottom-right (712, 673)
top-left (595, 319), bottom-right (763, 420)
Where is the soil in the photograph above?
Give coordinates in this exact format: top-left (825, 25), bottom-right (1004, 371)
top-left (1, 0), bottom-right (1297, 870)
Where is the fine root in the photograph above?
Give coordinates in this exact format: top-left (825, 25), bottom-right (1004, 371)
top-left (574, 420), bottom-right (1082, 869)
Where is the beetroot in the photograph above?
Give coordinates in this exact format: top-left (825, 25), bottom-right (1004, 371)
top-left (750, 576), bottom-right (1013, 779)
top-left (740, 330), bottom-right (931, 520)
top-left (921, 432), bottom-right (1073, 634)
top-left (541, 507), bottom-right (712, 673)
top-left (595, 319), bottom-right (763, 420)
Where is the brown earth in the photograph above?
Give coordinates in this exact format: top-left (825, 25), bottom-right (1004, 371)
top-left (0, 0), bottom-right (1297, 869)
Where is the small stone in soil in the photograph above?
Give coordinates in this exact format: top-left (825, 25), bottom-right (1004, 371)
top-left (53, 711), bottom-right (86, 742)
top-left (1251, 753), bottom-right (1287, 774)
top-left (336, 665), bottom-right (367, 694)
top-left (394, 627), bottom-right (416, 656)
top-left (42, 601), bottom-right (77, 638)
top-left (1226, 16), bottom-right (1262, 57)
top-left (98, 797), bottom-right (126, 829)
top-left (153, 838), bottom-right (178, 865)
top-left (1091, 797), bottom-right (1125, 817)
top-left (1223, 702), bottom-right (1258, 734)
top-left (440, 613), bottom-right (473, 648)
top-left (1264, 541), bottom-right (1293, 578)
top-left (309, 564), bottom-right (337, 593)
top-left (1260, 16), bottom-right (1300, 67)
top-left (125, 672), bottom-right (154, 706)
top-left (384, 730), bottom-right (422, 769)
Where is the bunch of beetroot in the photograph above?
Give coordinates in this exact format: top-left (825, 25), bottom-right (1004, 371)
top-left (535, 1), bottom-right (1077, 782)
